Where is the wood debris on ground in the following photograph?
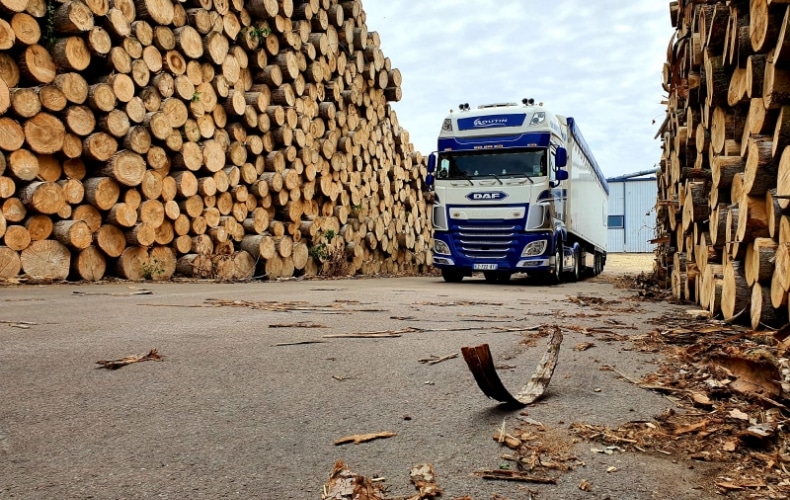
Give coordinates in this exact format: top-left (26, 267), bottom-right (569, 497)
top-left (415, 300), bottom-right (504, 307)
top-left (407, 463), bottom-right (443, 499)
top-left (566, 311), bottom-right (790, 495)
top-left (473, 469), bottom-right (557, 484)
top-left (325, 325), bottom-right (547, 340)
top-left (462, 325), bottom-right (563, 407)
top-left (562, 324), bottom-right (631, 342)
top-left (565, 294), bottom-right (644, 314)
top-left (609, 272), bottom-right (671, 302)
top-left (334, 431), bottom-right (397, 446)
top-left (96, 349), bottom-right (163, 370)
top-left (321, 460), bottom-right (388, 500)
top-left (73, 289), bottom-right (153, 296)
top-left (273, 340), bottom-right (327, 347)
top-left (321, 461), bottom-right (459, 500)
top-left (0, 320), bottom-right (36, 329)
top-left (204, 298), bottom-right (389, 313)
top-left (486, 415), bottom-right (583, 487)
top-left (268, 322), bottom-right (328, 328)
top-left (418, 353), bottom-right (458, 365)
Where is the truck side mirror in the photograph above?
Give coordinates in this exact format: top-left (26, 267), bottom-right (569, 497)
top-left (426, 174), bottom-right (435, 187)
top-left (427, 153), bottom-right (436, 173)
top-left (556, 147), bottom-right (567, 168)
top-left (556, 169), bottom-right (569, 181)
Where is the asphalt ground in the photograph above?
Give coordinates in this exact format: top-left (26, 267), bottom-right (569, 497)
top-left (0, 258), bottom-right (725, 499)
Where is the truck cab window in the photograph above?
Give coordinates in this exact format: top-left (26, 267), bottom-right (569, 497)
top-left (438, 149), bottom-right (547, 179)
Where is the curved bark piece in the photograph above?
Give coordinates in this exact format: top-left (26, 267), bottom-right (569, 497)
top-left (462, 325), bottom-right (563, 407)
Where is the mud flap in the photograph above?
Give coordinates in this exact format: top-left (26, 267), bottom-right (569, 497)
top-left (461, 325), bottom-right (563, 407)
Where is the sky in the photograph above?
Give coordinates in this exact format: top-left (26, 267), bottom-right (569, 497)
top-left (361, 1), bottom-right (675, 180)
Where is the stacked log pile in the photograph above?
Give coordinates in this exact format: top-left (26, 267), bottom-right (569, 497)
top-left (656, 0), bottom-right (790, 329)
top-left (0, 0), bottom-right (432, 282)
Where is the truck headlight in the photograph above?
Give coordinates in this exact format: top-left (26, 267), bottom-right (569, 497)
top-left (434, 240), bottom-right (451, 255)
top-left (441, 119), bottom-right (453, 132)
top-left (530, 112), bottom-right (546, 126)
top-left (521, 240), bottom-right (547, 257)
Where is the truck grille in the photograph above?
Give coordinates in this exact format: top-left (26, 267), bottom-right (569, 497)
top-left (454, 224), bottom-right (519, 260)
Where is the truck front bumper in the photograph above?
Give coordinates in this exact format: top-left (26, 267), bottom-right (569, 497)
top-left (432, 232), bottom-right (554, 274)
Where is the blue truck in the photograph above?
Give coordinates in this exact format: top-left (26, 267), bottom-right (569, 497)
top-left (426, 100), bottom-right (609, 283)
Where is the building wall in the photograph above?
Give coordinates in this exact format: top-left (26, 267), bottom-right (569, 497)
top-left (607, 178), bottom-right (657, 253)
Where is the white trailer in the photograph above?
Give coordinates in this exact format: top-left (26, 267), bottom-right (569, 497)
top-left (427, 100), bottom-right (608, 283)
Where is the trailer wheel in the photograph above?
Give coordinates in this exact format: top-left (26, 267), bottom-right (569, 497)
top-left (442, 269), bottom-right (464, 283)
top-left (568, 248), bottom-right (581, 282)
top-left (594, 252), bottom-right (602, 275)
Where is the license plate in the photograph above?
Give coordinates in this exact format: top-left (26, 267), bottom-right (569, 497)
top-left (474, 264), bottom-right (498, 271)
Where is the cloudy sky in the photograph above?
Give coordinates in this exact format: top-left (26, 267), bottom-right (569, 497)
top-left (361, 1), bottom-right (675, 179)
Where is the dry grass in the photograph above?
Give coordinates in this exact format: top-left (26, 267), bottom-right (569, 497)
top-left (604, 253), bottom-right (656, 276)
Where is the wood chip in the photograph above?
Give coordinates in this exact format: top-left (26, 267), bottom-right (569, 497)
top-left (493, 430), bottom-right (522, 450)
top-left (474, 469), bottom-right (556, 484)
top-left (96, 349), bottom-right (163, 369)
top-left (273, 340), bottom-right (326, 346)
top-left (418, 353), bottom-right (457, 365)
top-left (334, 431), bottom-right (397, 446)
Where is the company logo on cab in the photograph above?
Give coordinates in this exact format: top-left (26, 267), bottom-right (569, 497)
top-left (466, 191), bottom-right (508, 201)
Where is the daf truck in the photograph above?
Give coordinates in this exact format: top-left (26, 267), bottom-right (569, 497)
top-left (426, 99), bottom-right (608, 283)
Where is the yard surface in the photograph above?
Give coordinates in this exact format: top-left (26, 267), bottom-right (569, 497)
top-left (1, 254), bottom-right (736, 499)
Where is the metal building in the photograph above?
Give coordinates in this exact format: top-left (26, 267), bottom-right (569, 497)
top-left (606, 171), bottom-right (658, 253)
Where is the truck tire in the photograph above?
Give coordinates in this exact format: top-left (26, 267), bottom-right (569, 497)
top-left (594, 252), bottom-right (603, 275)
top-left (551, 243), bottom-right (563, 284)
top-left (567, 248), bottom-right (581, 282)
top-left (442, 269), bottom-right (464, 283)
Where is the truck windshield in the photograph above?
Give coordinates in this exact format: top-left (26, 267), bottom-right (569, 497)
top-left (436, 149), bottom-right (547, 179)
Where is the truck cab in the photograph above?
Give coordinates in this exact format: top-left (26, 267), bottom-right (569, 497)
top-left (427, 100), bottom-right (606, 283)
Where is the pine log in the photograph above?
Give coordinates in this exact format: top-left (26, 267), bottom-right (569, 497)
top-left (115, 245), bottom-right (148, 280)
top-left (24, 112), bottom-right (66, 154)
top-left (53, 219), bottom-right (92, 249)
top-left (723, 261), bottom-right (751, 320)
top-left (20, 239), bottom-right (70, 280)
top-left (24, 214), bottom-right (52, 241)
top-left (751, 283), bottom-right (785, 329)
top-left (98, 150), bottom-right (146, 186)
top-left (745, 237), bottom-right (777, 286)
top-left (19, 181), bottom-right (65, 214)
top-left (72, 204), bottom-right (101, 231)
top-left (84, 176), bottom-right (120, 210)
top-left (148, 245), bottom-right (176, 280)
top-left (764, 51), bottom-right (790, 109)
top-left (70, 245), bottom-right (106, 281)
top-left (4, 224), bottom-right (30, 251)
top-left (743, 135), bottom-right (777, 195)
top-left (771, 263), bottom-right (789, 309)
top-left (737, 195), bottom-right (771, 243)
top-left (0, 245), bottom-right (21, 278)
top-left (8, 149), bottom-right (39, 181)
top-left (94, 224), bottom-right (125, 258)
